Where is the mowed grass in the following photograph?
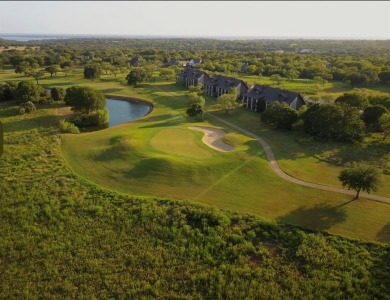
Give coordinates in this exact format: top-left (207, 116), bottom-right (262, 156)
top-left (58, 79), bottom-right (390, 242)
top-left (200, 91), bottom-right (390, 197)
top-left (1, 68), bottom-right (389, 241)
top-left (150, 128), bottom-right (212, 159)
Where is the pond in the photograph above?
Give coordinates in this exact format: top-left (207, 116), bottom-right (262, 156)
top-left (106, 98), bottom-right (151, 127)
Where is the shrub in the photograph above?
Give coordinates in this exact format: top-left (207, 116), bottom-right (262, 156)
top-left (51, 87), bottom-right (66, 101)
top-left (59, 119), bottom-right (80, 134)
top-left (87, 108), bottom-right (110, 126)
top-left (18, 101), bottom-right (36, 114)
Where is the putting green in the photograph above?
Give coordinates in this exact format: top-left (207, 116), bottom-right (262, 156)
top-left (150, 128), bottom-right (212, 159)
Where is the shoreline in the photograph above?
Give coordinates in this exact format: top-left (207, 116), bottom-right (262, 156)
top-left (104, 94), bottom-right (154, 118)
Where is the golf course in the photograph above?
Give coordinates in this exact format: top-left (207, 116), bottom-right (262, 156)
top-left (1, 67), bottom-right (390, 242)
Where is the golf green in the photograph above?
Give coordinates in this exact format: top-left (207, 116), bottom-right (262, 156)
top-left (150, 128), bottom-right (212, 159)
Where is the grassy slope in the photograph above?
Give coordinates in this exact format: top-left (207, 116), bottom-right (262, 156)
top-left (1, 69), bottom-right (389, 241)
top-left (60, 81), bottom-right (389, 242)
top-left (0, 105), bottom-right (388, 298)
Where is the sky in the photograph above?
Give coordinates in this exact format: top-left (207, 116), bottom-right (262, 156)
top-left (0, 1), bottom-right (389, 39)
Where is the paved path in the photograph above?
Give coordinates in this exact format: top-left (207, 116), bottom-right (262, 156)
top-left (150, 84), bottom-right (390, 204)
top-left (208, 113), bottom-right (390, 204)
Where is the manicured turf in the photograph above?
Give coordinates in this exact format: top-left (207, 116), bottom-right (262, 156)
top-left (1, 69), bottom-right (389, 242)
top-left (150, 128), bottom-right (212, 159)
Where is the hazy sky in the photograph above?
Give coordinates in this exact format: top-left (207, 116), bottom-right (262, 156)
top-left (0, 1), bottom-right (389, 39)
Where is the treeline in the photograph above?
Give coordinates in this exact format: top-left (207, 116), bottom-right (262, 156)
top-left (1, 39), bottom-right (390, 88)
top-left (2, 37), bottom-right (389, 55)
top-left (261, 90), bottom-right (390, 142)
top-left (0, 110), bottom-right (389, 298)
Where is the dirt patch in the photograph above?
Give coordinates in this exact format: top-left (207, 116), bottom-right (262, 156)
top-left (189, 126), bottom-right (234, 152)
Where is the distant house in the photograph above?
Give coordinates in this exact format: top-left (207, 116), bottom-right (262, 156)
top-left (128, 57), bottom-right (141, 67)
top-left (164, 58), bottom-right (178, 67)
top-left (299, 49), bottom-right (314, 54)
top-left (243, 85), bottom-right (306, 111)
top-left (179, 60), bottom-right (188, 67)
top-left (176, 67), bottom-right (209, 87)
top-left (240, 62), bottom-right (250, 73)
top-left (187, 58), bottom-right (202, 67)
top-left (203, 75), bottom-right (249, 99)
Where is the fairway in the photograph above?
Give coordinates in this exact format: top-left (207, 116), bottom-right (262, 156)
top-left (150, 128), bottom-right (212, 159)
top-left (0, 67), bottom-right (389, 242)
top-left (57, 82), bottom-right (390, 242)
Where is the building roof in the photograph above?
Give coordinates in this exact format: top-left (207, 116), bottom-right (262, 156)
top-left (244, 85), bottom-right (304, 106)
top-left (205, 75), bottom-right (248, 90)
top-left (177, 67), bottom-right (207, 80)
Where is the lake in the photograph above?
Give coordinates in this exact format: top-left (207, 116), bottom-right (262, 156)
top-left (106, 98), bottom-right (151, 127)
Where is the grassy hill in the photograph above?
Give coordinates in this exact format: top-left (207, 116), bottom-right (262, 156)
top-left (1, 65), bottom-right (390, 297)
top-left (0, 100), bottom-right (389, 298)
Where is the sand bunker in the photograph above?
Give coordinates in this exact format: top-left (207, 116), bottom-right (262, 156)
top-left (189, 126), bottom-right (234, 152)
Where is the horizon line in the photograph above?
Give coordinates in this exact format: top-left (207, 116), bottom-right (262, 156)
top-left (0, 33), bottom-right (389, 41)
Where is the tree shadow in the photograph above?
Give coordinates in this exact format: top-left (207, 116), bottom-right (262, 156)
top-left (244, 140), bottom-right (265, 157)
top-left (278, 203), bottom-right (347, 231)
top-left (92, 135), bottom-right (132, 162)
top-left (101, 88), bottom-right (125, 94)
top-left (3, 115), bottom-right (58, 133)
top-left (376, 223), bottom-right (390, 244)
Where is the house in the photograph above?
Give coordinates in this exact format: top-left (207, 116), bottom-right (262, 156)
top-left (164, 58), bottom-right (178, 67)
top-left (242, 85), bottom-right (306, 111)
top-left (203, 75), bottom-right (249, 99)
top-left (187, 58), bottom-right (202, 67)
top-left (240, 62), bottom-right (250, 73)
top-left (128, 57), bottom-right (141, 67)
top-left (179, 60), bottom-right (188, 67)
top-left (176, 67), bottom-right (209, 87)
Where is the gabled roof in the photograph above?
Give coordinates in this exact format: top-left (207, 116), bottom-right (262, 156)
top-left (177, 67), bottom-right (207, 81)
top-left (129, 57), bottom-right (140, 64)
top-left (206, 75), bottom-right (247, 90)
top-left (244, 85), bottom-right (304, 106)
top-left (189, 58), bottom-right (202, 64)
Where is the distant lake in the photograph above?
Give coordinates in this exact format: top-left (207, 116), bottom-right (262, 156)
top-left (0, 35), bottom-right (66, 42)
top-left (106, 98), bottom-right (151, 127)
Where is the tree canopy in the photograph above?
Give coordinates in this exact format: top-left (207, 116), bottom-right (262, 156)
top-left (338, 163), bottom-right (382, 199)
top-left (126, 68), bottom-right (150, 86)
top-left (302, 104), bottom-right (365, 143)
top-left (65, 86), bottom-right (106, 115)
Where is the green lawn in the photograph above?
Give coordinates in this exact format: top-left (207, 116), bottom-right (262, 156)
top-left (1, 69), bottom-right (390, 242)
top-left (234, 73), bottom-right (390, 100)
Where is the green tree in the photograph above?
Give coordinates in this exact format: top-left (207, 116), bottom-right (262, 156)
top-left (260, 102), bottom-right (298, 130)
top-left (126, 68), bottom-right (150, 87)
top-left (160, 68), bottom-right (175, 80)
top-left (187, 92), bottom-right (205, 107)
top-left (65, 86), bottom-right (106, 115)
top-left (335, 92), bottom-right (369, 110)
top-left (186, 104), bottom-right (205, 120)
top-left (29, 70), bottom-right (45, 84)
top-left (0, 82), bottom-right (17, 101)
top-left (218, 93), bottom-right (238, 114)
top-left (44, 65), bottom-right (59, 77)
top-left (303, 104), bottom-right (365, 143)
top-left (15, 81), bottom-right (41, 103)
top-left (84, 64), bottom-right (101, 80)
top-left (100, 62), bottom-right (112, 75)
top-left (379, 113), bottom-right (390, 140)
top-left (378, 71), bottom-right (390, 84)
top-left (188, 85), bottom-right (203, 95)
top-left (338, 163), bottom-right (382, 199)
top-left (18, 101), bottom-right (36, 114)
top-left (271, 74), bottom-right (282, 85)
top-left (286, 69), bottom-right (300, 82)
top-left (362, 105), bottom-right (388, 132)
top-left (50, 87), bottom-right (66, 101)
top-left (15, 61), bottom-right (30, 76)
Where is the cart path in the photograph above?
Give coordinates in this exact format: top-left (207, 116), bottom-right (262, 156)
top-left (151, 84), bottom-right (390, 204)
